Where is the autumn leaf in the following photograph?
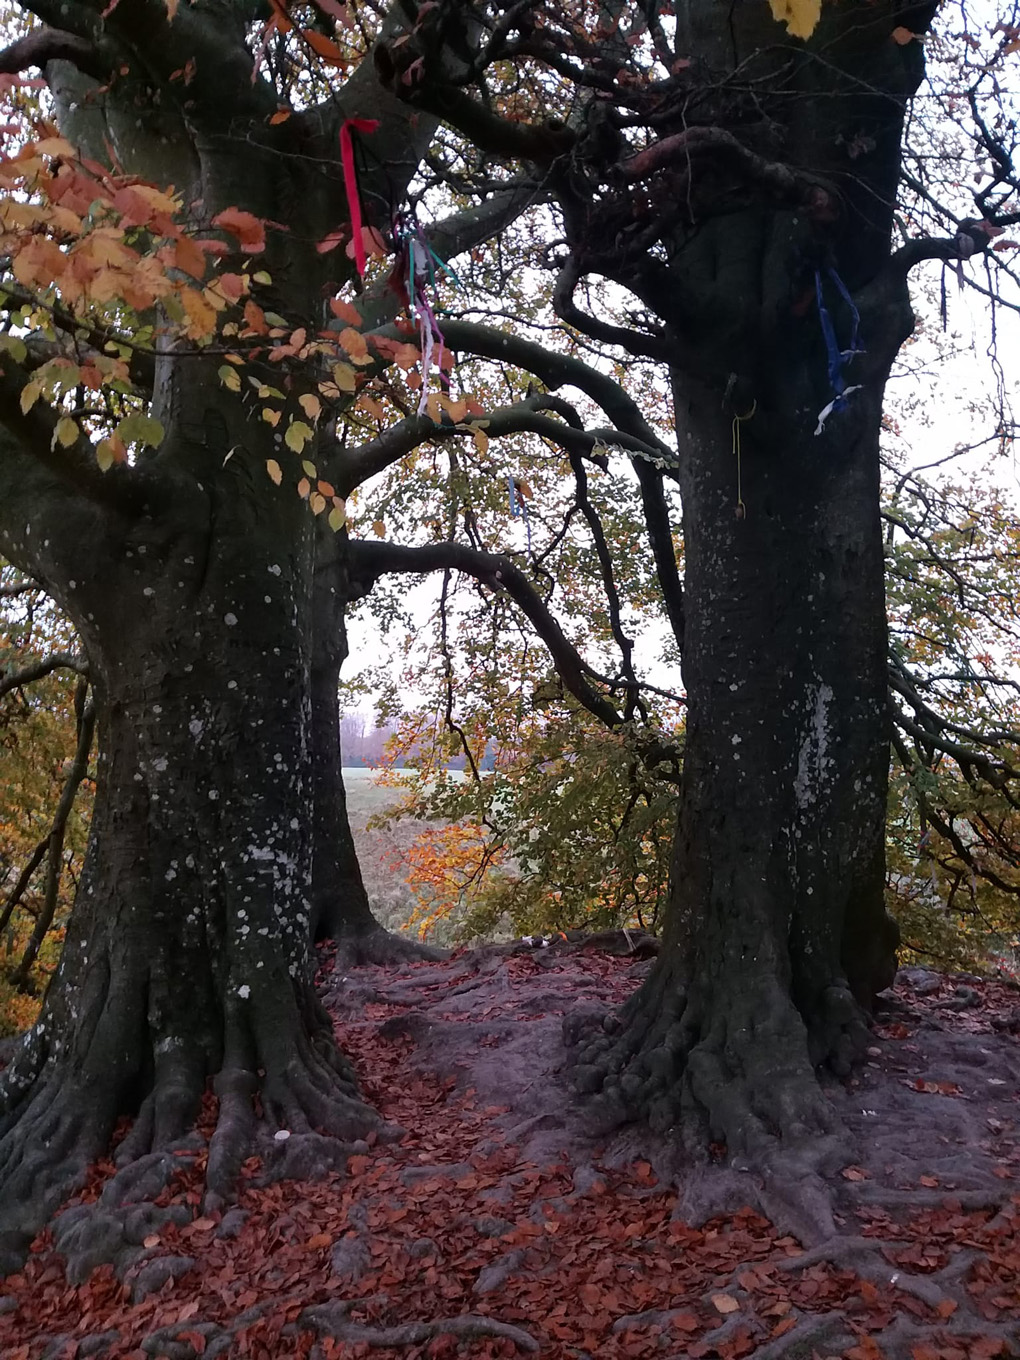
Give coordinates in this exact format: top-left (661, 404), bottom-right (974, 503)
top-left (328, 297), bottom-right (362, 325)
top-left (298, 393), bottom-right (321, 421)
top-left (372, 519), bottom-right (386, 538)
top-left (218, 364), bottom-right (241, 392)
top-left (212, 207), bottom-right (267, 254)
top-left (285, 420), bottom-right (313, 453)
top-left (302, 28), bottom-right (348, 66)
top-left (266, 459), bottom-right (283, 486)
top-left (711, 1294), bottom-right (740, 1315)
top-left (328, 502), bottom-right (347, 532)
top-left (891, 26), bottom-right (918, 44)
top-left (331, 362), bottom-right (357, 392)
top-left (767, 0), bottom-right (821, 40)
top-left (116, 412), bottom-right (164, 448)
top-left (52, 416), bottom-right (78, 449)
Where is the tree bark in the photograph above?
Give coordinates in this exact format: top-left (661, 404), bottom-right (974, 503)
top-left (571, 370), bottom-right (905, 1155)
top-left (0, 456), bottom-right (378, 1271)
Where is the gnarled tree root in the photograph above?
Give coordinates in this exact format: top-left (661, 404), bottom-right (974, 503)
top-left (298, 1300), bottom-right (540, 1352)
top-left (334, 927), bottom-right (448, 968)
top-left (0, 1021), bottom-right (379, 1276)
top-left (566, 972), bottom-right (870, 1244)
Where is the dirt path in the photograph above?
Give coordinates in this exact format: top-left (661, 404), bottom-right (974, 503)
top-left (1, 944), bottom-right (1018, 1359)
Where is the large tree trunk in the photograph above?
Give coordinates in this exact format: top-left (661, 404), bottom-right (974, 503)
top-left (0, 410), bottom-right (377, 1274)
top-left (571, 375), bottom-right (904, 1158)
top-left (567, 1), bottom-right (930, 1168)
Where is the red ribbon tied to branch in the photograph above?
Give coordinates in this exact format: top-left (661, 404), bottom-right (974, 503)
top-left (339, 118), bottom-right (380, 276)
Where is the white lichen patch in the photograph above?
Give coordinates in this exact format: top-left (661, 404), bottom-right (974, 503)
top-left (794, 681), bottom-right (834, 810)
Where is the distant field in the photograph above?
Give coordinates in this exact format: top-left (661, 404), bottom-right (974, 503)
top-left (342, 768), bottom-right (453, 941)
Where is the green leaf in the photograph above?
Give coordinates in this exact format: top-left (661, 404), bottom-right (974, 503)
top-left (116, 412), bottom-right (165, 448)
top-left (218, 364), bottom-right (241, 392)
top-left (328, 503), bottom-right (347, 532)
top-left (52, 416), bottom-right (79, 449)
top-left (285, 420), bottom-right (313, 453)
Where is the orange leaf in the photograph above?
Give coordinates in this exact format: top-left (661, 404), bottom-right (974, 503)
top-left (212, 207), bottom-right (267, 253)
top-left (306, 1233), bottom-right (332, 1249)
top-left (302, 28), bottom-right (347, 65)
top-left (329, 297), bottom-right (362, 324)
top-left (269, 109), bottom-right (291, 124)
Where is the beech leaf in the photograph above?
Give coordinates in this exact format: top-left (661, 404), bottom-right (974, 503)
top-left (266, 459), bottom-right (283, 485)
top-left (767, 0), bottom-right (821, 40)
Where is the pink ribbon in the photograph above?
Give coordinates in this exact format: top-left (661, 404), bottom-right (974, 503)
top-left (339, 118), bottom-right (379, 276)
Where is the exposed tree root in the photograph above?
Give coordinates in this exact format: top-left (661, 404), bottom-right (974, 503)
top-left (299, 1300), bottom-right (540, 1352)
top-left (0, 1001), bottom-right (379, 1275)
top-left (566, 969), bottom-right (872, 1244)
top-left (334, 926), bottom-right (448, 967)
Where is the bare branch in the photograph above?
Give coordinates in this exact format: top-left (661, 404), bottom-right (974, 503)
top-left (0, 651), bottom-right (88, 699)
top-left (349, 537), bottom-right (624, 731)
top-left (0, 26), bottom-right (109, 80)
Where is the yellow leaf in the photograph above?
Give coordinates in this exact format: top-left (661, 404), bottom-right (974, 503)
top-left (309, 492), bottom-right (326, 515)
top-left (331, 362), bottom-right (357, 393)
top-left (53, 416), bottom-right (79, 449)
top-left (767, 0), bottom-right (821, 40)
top-left (285, 420), bottom-right (313, 452)
top-left (372, 519), bottom-right (386, 538)
top-left (96, 440), bottom-right (115, 472)
top-left (298, 392), bottom-right (321, 421)
top-left (262, 408), bottom-right (281, 426)
top-left (266, 458), bottom-right (283, 485)
top-left (328, 503), bottom-right (347, 532)
top-left (218, 364), bottom-right (241, 392)
top-left (19, 380), bottom-right (41, 414)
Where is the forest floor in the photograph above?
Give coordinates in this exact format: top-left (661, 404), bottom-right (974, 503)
top-left (1, 941), bottom-right (1019, 1360)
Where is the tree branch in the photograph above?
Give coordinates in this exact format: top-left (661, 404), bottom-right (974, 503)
top-left (348, 537), bottom-right (625, 731)
top-left (0, 354), bottom-right (137, 506)
top-left (13, 680), bottom-right (94, 989)
top-left (0, 650), bottom-right (87, 700)
top-left (0, 25), bottom-right (109, 79)
top-left (373, 41), bottom-right (574, 162)
top-left (337, 395), bottom-right (663, 495)
top-left (434, 319), bottom-right (677, 465)
top-left (619, 125), bottom-right (835, 214)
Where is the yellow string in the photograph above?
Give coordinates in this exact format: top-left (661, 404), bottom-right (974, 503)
top-left (732, 400), bottom-right (756, 520)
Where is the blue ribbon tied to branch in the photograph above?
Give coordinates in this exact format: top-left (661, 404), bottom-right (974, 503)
top-left (814, 266), bottom-right (865, 436)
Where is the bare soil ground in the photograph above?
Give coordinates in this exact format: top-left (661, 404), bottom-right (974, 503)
top-left (1, 938), bottom-right (1019, 1360)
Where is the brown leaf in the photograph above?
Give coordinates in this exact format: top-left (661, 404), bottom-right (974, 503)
top-left (711, 1293), bottom-right (740, 1314)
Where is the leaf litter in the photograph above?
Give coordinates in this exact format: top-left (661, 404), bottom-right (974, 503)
top-left (0, 947), bottom-right (1018, 1358)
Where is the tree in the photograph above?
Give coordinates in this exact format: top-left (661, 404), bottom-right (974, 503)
top-left (0, 0), bottom-right (545, 1268)
top-left (357, 0), bottom-right (1020, 1190)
